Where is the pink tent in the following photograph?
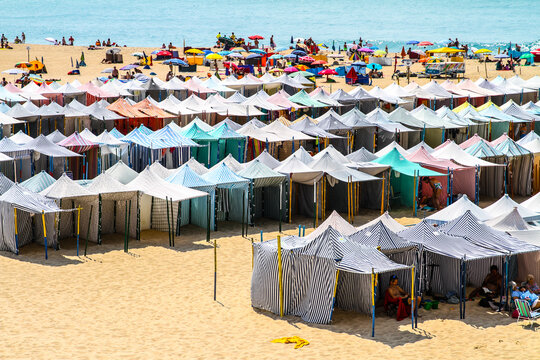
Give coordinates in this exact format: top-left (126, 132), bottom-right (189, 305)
top-left (78, 82), bottom-right (115, 105)
top-left (407, 146), bottom-right (476, 201)
top-left (267, 90), bottom-right (307, 110)
top-left (459, 133), bottom-right (486, 149)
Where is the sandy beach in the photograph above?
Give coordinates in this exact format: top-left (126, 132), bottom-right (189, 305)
top-left (1, 43), bottom-right (539, 91)
top-left (0, 44), bottom-right (540, 359)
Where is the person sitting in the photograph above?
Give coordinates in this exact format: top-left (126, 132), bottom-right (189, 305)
top-left (386, 274), bottom-right (421, 320)
top-left (166, 70), bottom-right (174, 81)
top-left (468, 265), bottom-right (502, 300)
top-left (111, 66), bottom-right (119, 79)
top-left (106, 38), bottom-right (111, 47)
top-left (14, 36), bottom-right (21, 44)
top-left (1, 77), bottom-right (8, 86)
top-left (496, 60), bottom-right (503, 70)
top-left (511, 281), bottom-right (522, 303)
top-left (525, 274), bottom-right (540, 294)
top-left (168, 42), bottom-right (175, 50)
top-left (518, 284), bottom-right (540, 309)
top-left (419, 177), bottom-right (443, 210)
top-left (62, 36), bottom-right (67, 46)
top-left (96, 40), bottom-right (101, 47)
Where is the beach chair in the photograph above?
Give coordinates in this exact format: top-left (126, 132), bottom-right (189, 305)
top-left (514, 299), bottom-right (540, 331)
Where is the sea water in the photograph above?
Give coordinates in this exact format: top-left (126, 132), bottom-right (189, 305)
top-left (1, 0), bottom-right (538, 51)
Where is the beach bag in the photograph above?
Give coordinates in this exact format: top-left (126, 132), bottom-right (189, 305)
top-left (396, 298), bottom-right (411, 321)
top-left (512, 309), bottom-right (519, 318)
top-left (478, 298), bottom-right (491, 308)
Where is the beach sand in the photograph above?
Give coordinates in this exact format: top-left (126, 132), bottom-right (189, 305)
top-left (0, 204), bottom-right (539, 359)
top-left (1, 43), bottom-right (539, 91)
top-left (0, 44), bottom-right (539, 359)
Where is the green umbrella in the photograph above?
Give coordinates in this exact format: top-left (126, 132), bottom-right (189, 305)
top-left (289, 71), bottom-right (315, 78)
top-left (520, 53), bottom-right (533, 59)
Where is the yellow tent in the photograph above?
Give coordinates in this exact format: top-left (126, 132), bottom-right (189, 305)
top-left (476, 100), bottom-right (501, 111)
top-left (427, 47), bottom-right (465, 54)
top-left (453, 101), bottom-right (474, 113)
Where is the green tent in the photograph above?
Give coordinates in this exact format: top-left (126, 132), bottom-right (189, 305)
top-left (373, 148), bottom-right (446, 207)
top-left (208, 123), bottom-right (247, 162)
top-left (288, 90), bottom-right (327, 108)
top-left (181, 123), bottom-right (219, 167)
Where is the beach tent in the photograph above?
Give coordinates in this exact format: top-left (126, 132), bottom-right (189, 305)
top-left (213, 117), bottom-right (241, 131)
top-left (105, 160), bottom-right (139, 184)
top-left (20, 170), bottom-right (55, 193)
top-left (149, 161), bottom-right (177, 179)
top-left (425, 194), bottom-right (489, 225)
top-left (0, 184), bottom-right (61, 256)
top-left (126, 167), bottom-right (208, 239)
top-left (208, 122), bottom-right (246, 162)
top-left (58, 132), bottom-right (99, 179)
top-left (25, 134), bottom-right (82, 178)
top-left (346, 147), bottom-right (378, 162)
top-left (251, 226), bottom-right (411, 324)
top-left (491, 134), bottom-right (533, 196)
top-left (373, 148), bottom-right (446, 208)
top-left (375, 141), bottom-right (409, 157)
top-left (289, 117), bottom-right (343, 140)
top-left (180, 157), bottom-right (209, 175)
top-left (181, 123), bottom-right (219, 167)
top-left (166, 164), bottom-right (217, 231)
top-left (305, 210), bottom-right (358, 240)
top-left (483, 194), bottom-right (540, 222)
top-left (356, 212), bottom-right (406, 232)
top-left (247, 149), bottom-right (282, 170)
top-left (41, 173), bottom-right (99, 245)
top-left (407, 141), bottom-right (434, 154)
top-left (202, 163), bottom-right (250, 232)
top-left (237, 159), bottom-right (287, 227)
top-left (463, 140), bottom-right (506, 198)
top-left (400, 220), bottom-right (504, 299)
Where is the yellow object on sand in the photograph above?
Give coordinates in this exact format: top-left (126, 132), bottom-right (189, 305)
top-left (271, 336), bottom-right (309, 349)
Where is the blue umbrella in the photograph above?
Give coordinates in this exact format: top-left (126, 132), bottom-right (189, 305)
top-left (269, 54), bottom-right (283, 59)
top-left (292, 50), bottom-right (306, 56)
top-left (284, 53), bottom-right (297, 59)
top-left (246, 54), bottom-right (262, 59)
top-left (406, 40), bottom-right (419, 45)
top-left (218, 50), bottom-right (232, 55)
top-left (250, 49), bottom-right (266, 54)
top-left (120, 64), bottom-right (139, 70)
top-left (274, 47), bottom-right (288, 52)
top-left (163, 59), bottom-right (188, 66)
top-left (203, 50), bottom-right (213, 55)
top-left (494, 54), bottom-right (509, 59)
top-left (370, 46), bottom-right (379, 50)
top-left (367, 63), bottom-right (382, 70)
top-left (151, 50), bottom-right (161, 55)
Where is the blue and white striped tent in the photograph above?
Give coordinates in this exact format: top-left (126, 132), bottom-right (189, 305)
top-left (400, 220), bottom-right (505, 296)
top-left (493, 137), bottom-right (533, 196)
top-left (20, 171), bottom-right (55, 193)
top-left (251, 226), bottom-right (411, 324)
top-left (0, 173), bottom-right (15, 195)
top-left (166, 164), bottom-right (217, 230)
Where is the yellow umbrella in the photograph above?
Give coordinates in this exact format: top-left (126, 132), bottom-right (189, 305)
top-left (206, 53), bottom-right (223, 60)
top-left (474, 49), bottom-right (492, 54)
top-left (427, 47), bottom-right (465, 54)
top-left (185, 48), bottom-right (203, 54)
top-left (374, 50), bottom-right (387, 56)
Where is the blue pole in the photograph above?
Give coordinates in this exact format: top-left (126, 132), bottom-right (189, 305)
top-left (298, 225), bottom-right (301, 236)
top-left (302, 225), bottom-right (305, 237)
top-left (260, 230), bottom-right (263, 243)
top-left (450, 169), bottom-right (454, 204)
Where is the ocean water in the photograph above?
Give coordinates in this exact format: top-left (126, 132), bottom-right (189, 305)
top-left (1, 0), bottom-right (538, 52)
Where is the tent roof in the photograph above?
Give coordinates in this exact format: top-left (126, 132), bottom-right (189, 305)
top-left (267, 90), bottom-right (307, 109)
top-left (9, 130), bottom-right (34, 145)
top-left (373, 148), bottom-right (445, 177)
top-left (350, 220), bottom-right (414, 252)
top-left (262, 120), bottom-right (314, 141)
top-left (180, 157), bottom-right (209, 175)
top-left (289, 117), bottom-right (343, 139)
top-left (126, 166), bottom-right (208, 201)
top-left (202, 163), bottom-right (249, 188)
top-left (213, 118), bottom-right (241, 131)
top-left (105, 160), bottom-right (139, 184)
top-left (309, 152), bottom-right (380, 183)
top-left (26, 135), bottom-right (82, 158)
top-left (237, 159), bottom-right (286, 188)
top-left (306, 211), bottom-right (357, 240)
top-left (149, 161), bottom-right (177, 179)
top-left (484, 194), bottom-right (540, 221)
top-left (0, 173), bottom-right (15, 195)
top-left (86, 172), bottom-right (137, 196)
top-left (407, 146), bottom-right (470, 170)
top-left (426, 194), bottom-right (490, 224)
top-left (0, 183), bottom-right (60, 214)
top-left (19, 171), bottom-right (55, 193)
top-left (41, 173), bottom-right (96, 200)
top-left (211, 153), bottom-right (245, 173)
top-left (208, 122), bottom-right (246, 139)
top-left (275, 154), bottom-right (323, 184)
top-left (166, 164), bottom-right (216, 189)
top-left (289, 146), bottom-right (314, 165)
top-left (432, 140), bottom-right (501, 167)
top-left (249, 149), bottom-right (281, 169)
top-left (288, 90), bottom-right (327, 108)
top-left (485, 208), bottom-right (534, 232)
top-left (375, 141), bottom-right (409, 157)
top-left (346, 147), bottom-right (378, 162)
top-left (407, 141), bottom-right (434, 154)
top-left (46, 129), bottom-right (68, 144)
top-left (356, 212), bottom-right (406, 233)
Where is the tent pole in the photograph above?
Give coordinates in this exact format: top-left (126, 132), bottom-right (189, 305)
top-left (330, 269), bottom-right (340, 323)
top-left (411, 266), bottom-right (415, 330)
top-left (413, 170), bottom-right (418, 217)
top-left (85, 205), bottom-right (93, 256)
top-left (13, 208), bottom-right (19, 255)
top-left (206, 195), bottom-right (211, 242)
top-left (214, 238), bottom-right (217, 301)
top-left (241, 189), bottom-right (245, 237)
top-left (42, 210), bottom-right (48, 260)
top-left (170, 199), bottom-right (175, 246)
top-left (166, 196), bottom-right (171, 247)
top-left (380, 174), bottom-right (385, 215)
top-left (371, 269), bottom-right (376, 337)
top-left (76, 205), bottom-right (81, 256)
top-left (126, 200), bottom-right (131, 251)
top-left (277, 234), bottom-right (283, 317)
top-left (279, 183), bottom-right (282, 233)
top-left (288, 176), bottom-right (292, 223)
top-left (313, 181), bottom-right (317, 228)
top-left (98, 194), bottom-right (102, 244)
top-left (124, 201), bottom-right (128, 252)
top-left (463, 257), bottom-right (467, 319)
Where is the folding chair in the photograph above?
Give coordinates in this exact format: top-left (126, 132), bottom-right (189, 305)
top-left (515, 299), bottom-right (540, 331)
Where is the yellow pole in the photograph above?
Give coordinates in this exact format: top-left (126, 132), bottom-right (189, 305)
top-left (13, 208), bottom-right (19, 253)
top-left (380, 174), bottom-right (385, 215)
top-left (277, 235), bottom-right (283, 317)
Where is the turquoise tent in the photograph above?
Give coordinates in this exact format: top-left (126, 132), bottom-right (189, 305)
top-left (181, 123), bottom-right (219, 167)
top-left (208, 123), bottom-right (247, 163)
top-left (166, 164), bottom-right (217, 231)
top-left (373, 148), bottom-right (446, 207)
top-left (19, 171), bottom-right (55, 193)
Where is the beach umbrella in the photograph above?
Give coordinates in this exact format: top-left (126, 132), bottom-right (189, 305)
top-left (520, 53), bottom-right (534, 59)
top-left (299, 56), bottom-right (315, 62)
top-left (246, 54), bottom-right (261, 59)
top-left (228, 53), bottom-right (245, 59)
top-left (101, 68), bottom-right (113, 73)
top-left (156, 50), bottom-right (172, 56)
top-left (206, 53), bottom-right (223, 60)
top-left (14, 62), bottom-right (32, 68)
top-left (274, 47), bottom-right (288, 52)
top-left (373, 50), bottom-right (387, 56)
top-left (318, 68), bottom-right (337, 81)
top-left (427, 58), bottom-right (444, 63)
top-left (370, 46), bottom-right (379, 50)
top-left (418, 41), bottom-right (434, 46)
top-left (367, 63), bottom-right (382, 70)
top-left (406, 40), bottom-right (419, 45)
top-left (248, 35), bottom-right (264, 40)
top-left (531, 48), bottom-right (540, 55)
top-left (2, 68), bottom-right (28, 75)
top-left (163, 58), bottom-right (188, 66)
top-left (218, 50), bottom-right (231, 56)
top-left (269, 68), bottom-right (283, 73)
top-left (44, 37), bottom-right (56, 43)
top-left (411, 49), bottom-right (426, 56)
top-left (150, 50), bottom-right (161, 55)
top-left (269, 54), bottom-right (283, 59)
top-left (132, 52), bottom-right (144, 57)
top-left (289, 70), bottom-right (315, 78)
top-left (230, 47), bottom-right (245, 52)
top-left (311, 60), bottom-right (327, 65)
top-left (28, 74), bottom-right (44, 84)
top-left (249, 49), bottom-right (266, 55)
top-left (494, 54), bottom-right (509, 59)
top-left (295, 65), bottom-right (309, 71)
top-left (318, 43), bottom-right (328, 49)
top-left (283, 53), bottom-right (297, 59)
top-left (359, 47), bottom-right (374, 53)
top-left (284, 67), bottom-right (298, 73)
top-left (185, 49), bottom-right (204, 54)
top-left (292, 50), bottom-right (307, 56)
top-left (120, 64), bottom-right (139, 70)
top-left (474, 49), bottom-right (492, 54)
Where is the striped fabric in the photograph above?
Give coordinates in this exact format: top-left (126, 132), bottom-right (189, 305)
top-left (20, 171), bottom-right (55, 193)
top-left (251, 227), bottom-right (411, 324)
top-left (57, 132), bottom-right (98, 153)
top-left (237, 160), bottom-right (286, 188)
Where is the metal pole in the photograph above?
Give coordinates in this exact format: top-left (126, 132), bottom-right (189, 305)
top-left (41, 210), bottom-right (48, 260)
top-left (13, 208), bottom-right (19, 255)
top-left (277, 234), bottom-right (283, 317)
top-left (76, 205), bottom-right (81, 256)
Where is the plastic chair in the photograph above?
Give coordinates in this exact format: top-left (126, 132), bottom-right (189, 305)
top-left (515, 299), bottom-right (540, 331)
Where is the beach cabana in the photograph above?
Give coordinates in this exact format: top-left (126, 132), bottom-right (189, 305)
top-left (25, 134), bottom-right (82, 178)
top-left (251, 226), bottom-right (411, 324)
top-left (425, 194), bottom-right (489, 225)
top-left (181, 123), bottom-right (219, 167)
top-left (0, 184), bottom-right (62, 256)
top-left (237, 159), bottom-right (287, 228)
top-left (208, 122), bottom-right (247, 162)
top-left (105, 160), bottom-right (138, 185)
top-left (57, 132), bottom-right (99, 179)
top-left (491, 134), bottom-right (534, 196)
top-left (20, 170), bottom-right (55, 193)
top-left (166, 164), bottom-right (217, 231)
top-left (484, 194), bottom-right (540, 222)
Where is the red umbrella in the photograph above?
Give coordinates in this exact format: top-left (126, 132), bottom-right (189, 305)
top-left (284, 66), bottom-right (298, 73)
top-left (318, 68), bottom-right (338, 81)
top-left (248, 35), bottom-right (264, 40)
top-left (299, 56), bottom-right (315, 62)
top-left (312, 60), bottom-right (327, 65)
top-left (532, 48), bottom-right (540, 55)
top-left (418, 41), bottom-right (433, 46)
top-left (156, 50), bottom-right (172, 56)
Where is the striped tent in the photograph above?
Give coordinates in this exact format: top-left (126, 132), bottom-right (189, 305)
top-left (249, 149), bottom-right (281, 170)
top-left (208, 123), bottom-right (246, 162)
top-left (251, 227), bottom-right (410, 324)
top-left (0, 184), bottom-right (60, 255)
top-left (105, 160), bottom-right (139, 185)
top-left (357, 212), bottom-right (406, 233)
top-left (400, 220), bottom-right (504, 297)
top-left (57, 132), bottom-right (99, 179)
top-left (181, 123), bottom-right (219, 167)
top-left (166, 164), bottom-right (217, 231)
top-left (20, 171), bottom-right (55, 193)
top-left (0, 173), bottom-right (14, 195)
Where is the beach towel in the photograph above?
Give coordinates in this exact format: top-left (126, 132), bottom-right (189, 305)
top-left (271, 336), bottom-right (309, 349)
top-left (397, 298), bottom-right (411, 321)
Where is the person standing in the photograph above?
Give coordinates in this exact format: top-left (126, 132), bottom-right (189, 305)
top-left (22, 32), bottom-right (25, 44)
